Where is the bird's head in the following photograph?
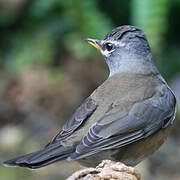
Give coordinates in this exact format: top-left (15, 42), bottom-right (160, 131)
top-left (85, 25), bottom-right (157, 76)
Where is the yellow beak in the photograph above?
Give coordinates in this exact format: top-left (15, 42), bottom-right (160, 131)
top-left (85, 38), bottom-right (101, 50)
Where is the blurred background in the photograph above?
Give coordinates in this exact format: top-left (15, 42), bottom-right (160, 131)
top-left (0, 0), bottom-right (179, 179)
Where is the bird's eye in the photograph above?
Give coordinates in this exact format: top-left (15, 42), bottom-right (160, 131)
top-left (104, 43), bottom-right (114, 51)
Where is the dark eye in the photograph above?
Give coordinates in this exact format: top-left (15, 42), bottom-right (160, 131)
top-left (105, 43), bottom-right (114, 51)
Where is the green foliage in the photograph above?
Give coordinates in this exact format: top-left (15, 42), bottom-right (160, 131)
top-left (0, 0), bottom-right (112, 73)
top-left (0, 0), bottom-right (179, 78)
top-left (6, 31), bottom-right (54, 71)
top-left (131, 0), bottom-right (170, 53)
top-left (131, 0), bottom-right (180, 79)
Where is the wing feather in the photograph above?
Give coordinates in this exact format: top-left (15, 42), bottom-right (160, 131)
top-left (47, 97), bottom-right (98, 146)
top-left (70, 87), bottom-right (176, 160)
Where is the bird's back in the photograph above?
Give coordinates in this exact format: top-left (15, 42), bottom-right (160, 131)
top-left (71, 72), bottom-right (175, 167)
top-left (61, 72), bottom-right (167, 147)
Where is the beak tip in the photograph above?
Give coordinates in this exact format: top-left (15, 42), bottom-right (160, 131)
top-left (84, 38), bottom-right (101, 50)
top-left (84, 38), bottom-right (90, 42)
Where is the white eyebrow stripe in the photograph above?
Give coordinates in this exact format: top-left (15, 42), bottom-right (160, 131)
top-left (101, 40), bottom-right (125, 47)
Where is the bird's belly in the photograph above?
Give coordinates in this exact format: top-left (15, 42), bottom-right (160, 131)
top-left (77, 126), bottom-right (172, 167)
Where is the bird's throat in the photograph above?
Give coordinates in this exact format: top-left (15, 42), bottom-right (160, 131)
top-left (107, 57), bottom-right (159, 77)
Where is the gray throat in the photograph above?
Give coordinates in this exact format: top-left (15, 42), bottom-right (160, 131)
top-left (106, 53), bottom-right (159, 77)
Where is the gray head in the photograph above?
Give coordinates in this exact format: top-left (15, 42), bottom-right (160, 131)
top-left (85, 25), bottom-right (158, 76)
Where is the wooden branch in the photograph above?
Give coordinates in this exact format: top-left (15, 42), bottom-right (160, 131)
top-left (66, 160), bottom-right (141, 180)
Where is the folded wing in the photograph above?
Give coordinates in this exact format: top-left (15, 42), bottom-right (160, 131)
top-left (70, 86), bottom-right (176, 160)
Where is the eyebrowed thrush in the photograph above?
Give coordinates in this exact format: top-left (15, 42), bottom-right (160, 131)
top-left (4, 25), bottom-right (176, 169)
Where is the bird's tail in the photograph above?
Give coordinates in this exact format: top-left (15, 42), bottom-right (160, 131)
top-left (3, 143), bottom-right (74, 169)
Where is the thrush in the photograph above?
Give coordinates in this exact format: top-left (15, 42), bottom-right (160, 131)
top-left (4, 25), bottom-right (176, 169)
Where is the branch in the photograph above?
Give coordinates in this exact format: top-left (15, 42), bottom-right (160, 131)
top-left (66, 160), bottom-right (141, 180)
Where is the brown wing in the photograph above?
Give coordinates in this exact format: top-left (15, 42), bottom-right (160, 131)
top-left (46, 97), bottom-right (98, 146)
top-left (69, 87), bottom-right (176, 160)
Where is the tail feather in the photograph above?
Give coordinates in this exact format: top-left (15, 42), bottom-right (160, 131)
top-left (3, 143), bottom-right (74, 169)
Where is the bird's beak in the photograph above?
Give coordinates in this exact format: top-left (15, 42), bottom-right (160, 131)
top-left (85, 38), bottom-right (102, 50)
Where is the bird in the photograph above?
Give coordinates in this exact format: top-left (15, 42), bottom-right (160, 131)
top-left (3, 25), bottom-right (176, 169)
